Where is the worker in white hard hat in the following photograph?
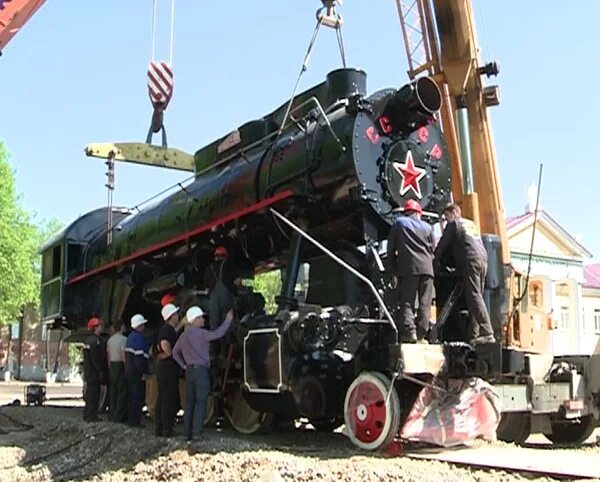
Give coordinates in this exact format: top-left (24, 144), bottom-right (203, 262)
top-left (154, 303), bottom-right (181, 437)
top-left (173, 305), bottom-right (234, 442)
top-left (124, 313), bottom-right (149, 427)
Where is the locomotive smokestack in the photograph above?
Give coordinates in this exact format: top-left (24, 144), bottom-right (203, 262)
top-left (326, 68), bottom-right (367, 105)
top-left (383, 76), bottom-right (442, 134)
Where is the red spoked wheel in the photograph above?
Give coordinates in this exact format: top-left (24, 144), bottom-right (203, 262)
top-left (343, 371), bottom-right (401, 450)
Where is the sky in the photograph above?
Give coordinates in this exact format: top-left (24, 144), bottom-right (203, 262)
top-left (0, 1), bottom-right (597, 260)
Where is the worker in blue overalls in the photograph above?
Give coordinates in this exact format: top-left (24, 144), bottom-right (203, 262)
top-left (125, 313), bottom-right (149, 427)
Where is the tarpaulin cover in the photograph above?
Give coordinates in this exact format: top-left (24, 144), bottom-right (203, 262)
top-left (400, 377), bottom-right (501, 447)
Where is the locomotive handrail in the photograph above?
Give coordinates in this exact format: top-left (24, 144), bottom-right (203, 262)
top-left (269, 208), bottom-right (398, 343)
top-left (287, 96), bottom-right (345, 150)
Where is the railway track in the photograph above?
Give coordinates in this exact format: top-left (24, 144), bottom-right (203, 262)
top-left (1, 405), bottom-right (599, 481)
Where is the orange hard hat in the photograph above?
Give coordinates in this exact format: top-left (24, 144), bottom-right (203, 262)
top-left (403, 199), bottom-right (422, 214)
top-left (161, 293), bottom-right (176, 306)
top-left (87, 317), bottom-right (102, 331)
top-left (214, 246), bottom-right (228, 258)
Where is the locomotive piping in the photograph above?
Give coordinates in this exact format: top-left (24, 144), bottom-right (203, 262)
top-left (269, 208), bottom-right (398, 343)
top-left (288, 96), bottom-right (345, 150)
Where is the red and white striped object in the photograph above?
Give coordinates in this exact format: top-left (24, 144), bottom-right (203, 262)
top-left (147, 61), bottom-right (174, 107)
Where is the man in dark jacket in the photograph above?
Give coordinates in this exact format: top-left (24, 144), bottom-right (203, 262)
top-left (203, 246), bottom-right (240, 330)
top-left (125, 313), bottom-right (150, 427)
top-left (434, 203), bottom-right (495, 345)
top-left (83, 317), bottom-right (104, 422)
top-left (387, 199), bottom-right (435, 343)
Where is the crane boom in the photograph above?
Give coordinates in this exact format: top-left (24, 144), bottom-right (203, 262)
top-left (0, 0), bottom-right (47, 53)
top-left (431, 0), bottom-right (508, 261)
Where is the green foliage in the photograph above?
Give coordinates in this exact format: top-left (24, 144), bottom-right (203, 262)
top-left (249, 270), bottom-right (282, 313)
top-left (68, 342), bottom-right (83, 367)
top-left (0, 142), bottom-right (63, 326)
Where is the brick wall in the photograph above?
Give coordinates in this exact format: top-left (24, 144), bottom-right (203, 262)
top-left (0, 304), bottom-right (71, 382)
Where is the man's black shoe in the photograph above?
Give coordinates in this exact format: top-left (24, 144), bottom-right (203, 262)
top-left (401, 332), bottom-right (417, 343)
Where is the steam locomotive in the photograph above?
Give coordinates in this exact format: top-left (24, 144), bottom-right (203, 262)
top-left (40, 68), bottom-right (504, 449)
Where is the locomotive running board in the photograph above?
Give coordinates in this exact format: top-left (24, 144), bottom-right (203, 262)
top-left (84, 142), bottom-right (195, 172)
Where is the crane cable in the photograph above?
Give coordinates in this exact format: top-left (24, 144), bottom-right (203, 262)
top-left (278, 0), bottom-right (347, 134)
top-left (146, 0), bottom-right (176, 147)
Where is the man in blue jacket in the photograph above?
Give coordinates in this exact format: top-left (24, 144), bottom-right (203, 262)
top-left (387, 199), bottom-right (435, 343)
top-left (125, 313), bottom-right (149, 427)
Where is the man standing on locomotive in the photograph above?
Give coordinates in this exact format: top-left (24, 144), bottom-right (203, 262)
top-left (387, 199), bottom-right (435, 343)
top-left (203, 246), bottom-right (240, 330)
top-left (172, 306), bottom-right (234, 442)
top-left (83, 317), bottom-right (104, 422)
top-left (434, 203), bottom-right (495, 346)
top-left (154, 303), bottom-right (181, 437)
top-left (125, 313), bottom-right (150, 427)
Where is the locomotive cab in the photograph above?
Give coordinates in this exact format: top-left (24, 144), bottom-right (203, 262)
top-left (39, 207), bottom-right (131, 325)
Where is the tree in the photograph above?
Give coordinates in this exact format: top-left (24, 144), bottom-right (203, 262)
top-left (250, 270), bottom-right (282, 313)
top-left (0, 142), bottom-right (57, 326)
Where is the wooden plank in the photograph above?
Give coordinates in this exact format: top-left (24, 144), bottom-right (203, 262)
top-left (406, 446), bottom-right (600, 479)
top-left (401, 344), bottom-right (445, 375)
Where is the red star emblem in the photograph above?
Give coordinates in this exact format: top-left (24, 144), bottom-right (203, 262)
top-left (392, 151), bottom-right (426, 199)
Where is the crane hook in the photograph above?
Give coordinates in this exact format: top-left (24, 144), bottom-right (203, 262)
top-left (146, 0), bottom-right (175, 147)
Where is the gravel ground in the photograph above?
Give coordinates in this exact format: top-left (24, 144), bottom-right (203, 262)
top-left (0, 406), bottom-right (599, 482)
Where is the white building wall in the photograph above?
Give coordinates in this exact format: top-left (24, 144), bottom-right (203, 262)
top-left (507, 210), bottom-right (592, 355)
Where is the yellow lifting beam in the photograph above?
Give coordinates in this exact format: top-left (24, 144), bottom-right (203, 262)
top-left (84, 142), bottom-right (195, 172)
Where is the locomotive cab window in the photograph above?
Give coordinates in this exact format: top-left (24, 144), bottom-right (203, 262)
top-left (42, 245), bottom-right (62, 282)
top-left (66, 243), bottom-right (83, 274)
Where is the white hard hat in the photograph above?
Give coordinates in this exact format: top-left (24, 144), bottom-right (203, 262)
top-left (186, 306), bottom-right (204, 323)
top-left (161, 303), bottom-right (179, 321)
top-left (131, 313), bottom-right (148, 329)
